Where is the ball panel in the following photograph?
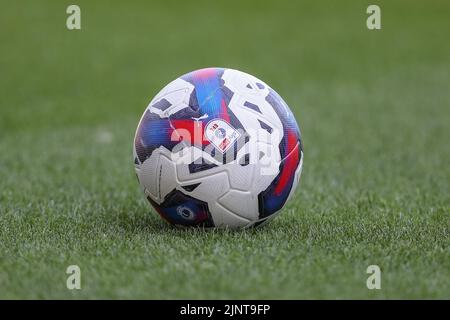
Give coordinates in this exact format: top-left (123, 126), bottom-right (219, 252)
top-left (147, 190), bottom-right (214, 227)
top-left (218, 189), bottom-right (259, 221)
top-left (258, 140), bottom-right (303, 218)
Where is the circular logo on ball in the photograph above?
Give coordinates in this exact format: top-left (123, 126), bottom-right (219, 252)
top-left (176, 206), bottom-right (195, 220)
top-left (205, 119), bottom-right (241, 153)
top-left (215, 127), bottom-right (226, 138)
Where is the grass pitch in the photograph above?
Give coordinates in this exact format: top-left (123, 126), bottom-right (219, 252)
top-left (0, 0), bottom-right (449, 299)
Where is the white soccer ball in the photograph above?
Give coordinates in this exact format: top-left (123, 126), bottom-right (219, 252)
top-left (133, 68), bottom-right (303, 228)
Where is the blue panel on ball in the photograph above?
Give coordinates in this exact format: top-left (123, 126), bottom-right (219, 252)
top-left (147, 190), bottom-right (214, 227)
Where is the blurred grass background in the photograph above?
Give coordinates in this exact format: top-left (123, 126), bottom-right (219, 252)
top-left (0, 0), bottom-right (449, 298)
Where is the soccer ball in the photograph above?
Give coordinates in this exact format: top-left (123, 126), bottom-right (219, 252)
top-left (133, 68), bottom-right (303, 228)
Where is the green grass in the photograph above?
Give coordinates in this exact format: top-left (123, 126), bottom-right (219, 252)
top-left (0, 0), bottom-right (449, 299)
